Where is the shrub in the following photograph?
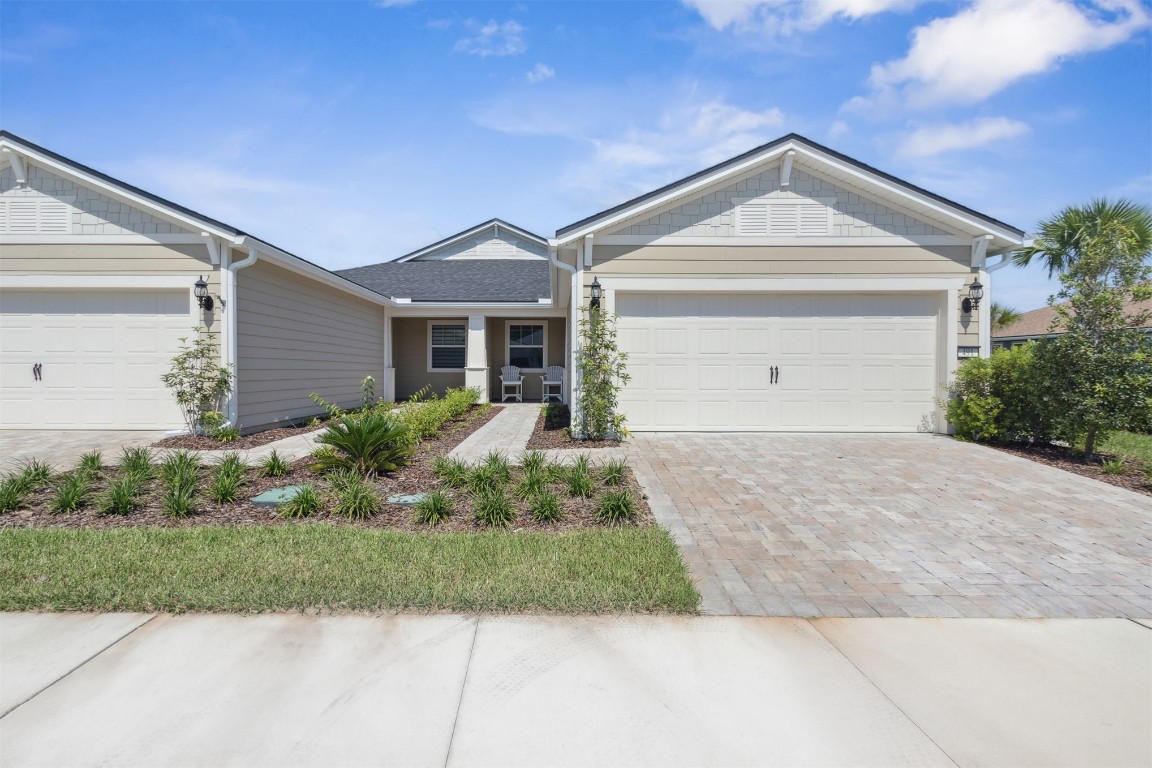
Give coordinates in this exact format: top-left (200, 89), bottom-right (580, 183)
top-left (412, 489), bottom-right (453, 526)
top-left (516, 472), bottom-right (550, 500)
top-left (945, 345), bottom-right (1055, 443)
top-left (51, 473), bottom-right (91, 514)
top-left (162, 483), bottom-right (196, 518)
top-left (432, 455), bottom-right (470, 488)
top-left (161, 332), bottom-right (233, 435)
top-left (568, 454), bottom-right (591, 477)
top-left (0, 477), bottom-right (26, 514)
top-left (473, 487), bottom-right (515, 528)
top-left (100, 475), bottom-right (143, 515)
top-left (160, 451), bottom-right (201, 490)
top-left (78, 451), bottom-right (103, 477)
top-left (1102, 458), bottom-right (1126, 474)
top-left (261, 450), bottom-right (290, 478)
top-left (575, 307), bottom-right (631, 440)
top-left (596, 490), bottom-right (637, 524)
top-left (332, 473), bottom-right (380, 520)
top-left (566, 464), bottom-right (595, 498)
top-left (520, 449), bottom-right (548, 476)
top-left (393, 386), bottom-right (481, 442)
top-left (120, 447), bottom-right (155, 478)
top-left (600, 458), bottom-right (628, 487)
top-left (279, 484), bottom-right (321, 518)
top-left (313, 412), bottom-right (412, 476)
top-left (209, 453), bottom-right (246, 504)
top-left (482, 451), bottom-right (512, 483)
top-left (17, 458), bottom-right (54, 490)
top-left (199, 411), bottom-right (240, 442)
top-left (530, 489), bottom-right (563, 523)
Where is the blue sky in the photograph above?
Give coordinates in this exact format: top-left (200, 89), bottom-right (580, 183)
top-left (2, 0), bottom-right (1149, 310)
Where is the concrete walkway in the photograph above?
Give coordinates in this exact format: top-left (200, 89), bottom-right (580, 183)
top-left (448, 403), bottom-right (539, 463)
top-left (1, 612), bottom-right (1148, 767)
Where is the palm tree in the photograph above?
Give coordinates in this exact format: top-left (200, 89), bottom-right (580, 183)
top-left (990, 302), bottom-right (1021, 330)
top-left (1012, 198), bottom-right (1152, 277)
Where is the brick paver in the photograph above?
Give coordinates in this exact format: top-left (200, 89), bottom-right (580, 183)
top-left (449, 404), bottom-right (540, 464)
top-left (625, 433), bottom-right (1152, 618)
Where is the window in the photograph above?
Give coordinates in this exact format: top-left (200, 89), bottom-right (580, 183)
top-left (508, 322), bottom-right (546, 370)
top-left (428, 322), bottom-right (466, 371)
top-left (736, 198), bottom-right (832, 237)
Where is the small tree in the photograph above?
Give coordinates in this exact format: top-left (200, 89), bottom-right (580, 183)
top-left (574, 307), bottom-right (631, 440)
top-left (1028, 205), bottom-right (1152, 457)
top-left (990, 302), bottom-right (1022, 330)
top-left (161, 331), bottom-right (233, 435)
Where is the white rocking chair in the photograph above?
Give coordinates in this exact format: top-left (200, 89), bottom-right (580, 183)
top-left (500, 365), bottom-right (524, 402)
top-left (542, 365), bottom-right (565, 403)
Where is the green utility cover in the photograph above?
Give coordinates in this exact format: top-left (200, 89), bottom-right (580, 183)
top-left (387, 493), bottom-right (427, 507)
top-left (251, 485), bottom-right (308, 507)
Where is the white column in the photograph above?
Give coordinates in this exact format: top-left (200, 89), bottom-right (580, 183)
top-left (978, 268), bottom-right (991, 358)
top-left (464, 314), bottom-right (488, 400)
top-left (382, 309), bottom-right (396, 402)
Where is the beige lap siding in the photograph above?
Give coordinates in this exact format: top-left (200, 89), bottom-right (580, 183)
top-left (235, 259), bottom-right (385, 431)
top-left (392, 317), bottom-right (466, 400)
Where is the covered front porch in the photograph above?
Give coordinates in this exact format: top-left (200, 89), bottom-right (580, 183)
top-left (387, 313), bottom-right (568, 403)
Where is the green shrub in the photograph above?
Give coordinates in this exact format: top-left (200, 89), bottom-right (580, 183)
top-left (1102, 458), bottom-right (1126, 474)
top-left (520, 449), bottom-right (548, 476)
top-left (313, 412), bottom-right (412, 476)
top-left (0, 477), bottom-right (26, 514)
top-left (78, 451), bottom-right (103, 477)
top-left (120, 447), bottom-right (155, 478)
top-left (530, 489), bottom-right (563, 523)
top-left (208, 453), bottom-right (246, 504)
top-left (51, 473), bottom-right (91, 514)
top-left (412, 489), bottom-right (453, 526)
top-left (568, 454), bottom-right (591, 476)
top-left (482, 451), bottom-right (512, 483)
top-left (17, 458), bottom-right (54, 490)
top-left (566, 468), bottom-right (595, 499)
top-left (600, 458), bottom-right (628, 487)
top-left (596, 490), bottom-right (637, 525)
top-left (473, 487), bottom-right (515, 527)
top-left (162, 483), bottom-right (196, 518)
top-left (160, 451), bottom-right (200, 490)
top-left (100, 475), bottom-right (143, 515)
top-left (393, 386), bottom-right (481, 442)
top-left (199, 411), bottom-right (240, 442)
top-left (279, 484), bottom-right (321, 518)
top-left (516, 472), bottom-right (549, 500)
top-left (468, 463), bottom-right (502, 494)
top-left (332, 473), bottom-right (380, 520)
top-left (433, 455), bottom-right (471, 488)
top-left (261, 450), bottom-right (291, 478)
top-left (946, 345), bottom-right (1057, 443)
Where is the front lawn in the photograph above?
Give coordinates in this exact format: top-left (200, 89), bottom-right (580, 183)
top-left (0, 525), bottom-right (700, 614)
top-left (1099, 431), bottom-right (1152, 466)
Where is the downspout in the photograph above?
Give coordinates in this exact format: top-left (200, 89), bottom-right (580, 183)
top-left (548, 241), bottom-right (578, 407)
top-left (224, 245), bottom-right (260, 427)
top-left (982, 248), bottom-right (1019, 356)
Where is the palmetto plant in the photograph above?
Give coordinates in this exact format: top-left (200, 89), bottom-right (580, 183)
top-left (1012, 198), bottom-right (1152, 277)
top-left (990, 302), bottom-right (1022, 331)
top-left (313, 412), bottom-right (413, 476)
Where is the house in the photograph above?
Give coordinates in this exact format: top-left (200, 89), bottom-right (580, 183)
top-left (992, 299), bottom-right (1152, 349)
top-left (0, 130), bottom-right (1024, 434)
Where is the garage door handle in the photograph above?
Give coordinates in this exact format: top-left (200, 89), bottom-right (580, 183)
top-left (770, 366), bottom-right (778, 385)
top-left (33, 362), bottom-right (42, 381)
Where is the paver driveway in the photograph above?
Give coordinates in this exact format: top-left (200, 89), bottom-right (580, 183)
top-left (626, 433), bottom-right (1152, 618)
top-left (0, 430), bottom-right (168, 471)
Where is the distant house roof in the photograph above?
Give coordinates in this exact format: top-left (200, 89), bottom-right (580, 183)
top-left (993, 298), bottom-right (1152, 341)
top-left (394, 219), bottom-right (547, 262)
top-left (336, 260), bottom-right (550, 303)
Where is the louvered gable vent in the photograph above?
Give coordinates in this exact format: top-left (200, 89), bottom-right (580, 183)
top-left (0, 196), bottom-right (75, 234)
top-left (736, 198), bottom-right (832, 237)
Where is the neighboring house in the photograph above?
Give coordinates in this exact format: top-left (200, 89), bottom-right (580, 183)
top-left (0, 130), bottom-right (1023, 434)
top-left (992, 299), bottom-right (1152, 349)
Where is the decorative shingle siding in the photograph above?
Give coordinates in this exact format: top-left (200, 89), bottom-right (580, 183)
top-left (0, 165), bottom-right (192, 236)
top-left (609, 168), bottom-right (951, 239)
top-left (417, 230), bottom-right (546, 260)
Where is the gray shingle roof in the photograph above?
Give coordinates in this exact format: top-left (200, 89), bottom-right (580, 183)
top-left (336, 260), bottom-right (551, 303)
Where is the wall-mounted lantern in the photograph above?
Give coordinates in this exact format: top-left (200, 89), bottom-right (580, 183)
top-left (194, 275), bottom-right (215, 312)
top-left (962, 279), bottom-right (983, 314)
top-left (590, 276), bottom-right (602, 310)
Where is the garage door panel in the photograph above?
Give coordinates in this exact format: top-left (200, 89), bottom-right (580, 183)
top-left (616, 291), bottom-right (940, 431)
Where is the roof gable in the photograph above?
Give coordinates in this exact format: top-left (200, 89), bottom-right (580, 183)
top-left (395, 218), bottom-right (547, 262)
top-left (557, 133), bottom-right (1024, 249)
top-left (337, 260), bottom-right (550, 303)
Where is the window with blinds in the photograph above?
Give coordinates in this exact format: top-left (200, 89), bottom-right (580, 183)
top-left (429, 323), bottom-right (466, 370)
top-left (0, 196), bottom-right (75, 234)
top-left (736, 198), bottom-right (832, 237)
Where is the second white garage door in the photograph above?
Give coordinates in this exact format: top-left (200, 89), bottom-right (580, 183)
top-left (616, 292), bottom-right (939, 431)
top-left (0, 289), bottom-right (193, 430)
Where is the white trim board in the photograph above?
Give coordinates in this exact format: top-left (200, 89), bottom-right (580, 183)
top-left (0, 274), bottom-right (199, 290)
top-left (594, 235), bottom-right (973, 248)
top-left (0, 234), bottom-right (208, 245)
top-left (596, 276), bottom-right (966, 294)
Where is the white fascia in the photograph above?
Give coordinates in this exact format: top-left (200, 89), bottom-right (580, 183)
top-left (231, 236), bottom-right (396, 307)
top-left (395, 221), bottom-right (547, 262)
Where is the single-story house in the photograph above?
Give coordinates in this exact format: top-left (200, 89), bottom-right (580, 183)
top-left (992, 299), bottom-right (1152, 349)
top-left (0, 130), bottom-right (1024, 434)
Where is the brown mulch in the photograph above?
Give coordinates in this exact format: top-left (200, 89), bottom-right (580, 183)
top-left (982, 441), bottom-right (1152, 497)
top-left (524, 404), bottom-right (622, 450)
top-left (153, 419), bottom-right (330, 450)
top-left (3, 403), bottom-right (654, 532)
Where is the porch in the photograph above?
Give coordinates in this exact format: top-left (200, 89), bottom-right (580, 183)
top-left (389, 314), bottom-right (568, 403)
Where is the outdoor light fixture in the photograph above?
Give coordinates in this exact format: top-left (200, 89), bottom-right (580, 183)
top-left (962, 279), bottom-right (983, 314)
top-left (194, 275), bottom-right (214, 312)
top-left (590, 276), bottom-right (602, 310)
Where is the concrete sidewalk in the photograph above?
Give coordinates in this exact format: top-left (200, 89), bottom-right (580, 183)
top-left (2, 613), bottom-right (1148, 767)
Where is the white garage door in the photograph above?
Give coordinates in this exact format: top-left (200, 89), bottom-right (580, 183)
top-left (0, 289), bottom-right (192, 430)
top-left (616, 292), bottom-right (939, 431)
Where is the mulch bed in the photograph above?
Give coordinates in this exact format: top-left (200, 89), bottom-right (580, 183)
top-left (152, 419), bottom-right (332, 450)
top-left (4, 404), bottom-right (655, 532)
top-left (983, 441), bottom-right (1152, 497)
top-left (524, 404), bottom-right (622, 450)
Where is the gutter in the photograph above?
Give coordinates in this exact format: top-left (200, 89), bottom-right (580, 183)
top-left (548, 239), bottom-right (580, 411)
top-left (222, 246), bottom-right (260, 427)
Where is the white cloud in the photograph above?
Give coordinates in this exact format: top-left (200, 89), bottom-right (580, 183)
top-left (828, 120), bottom-right (850, 140)
top-left (683, 0), bottom-right (921, 35)
top-left (454, 19), bottom-right (526, 57)
top-left (525, 63), bottom-right (555, 83)
top-left (860, 0), bottom-right (1150, 109)
top-left (899, 117), bottom-right (1031, 157)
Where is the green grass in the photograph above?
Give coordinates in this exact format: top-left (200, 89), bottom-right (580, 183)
top-left (1098, 431), bottom-right (1152, 466)
top-left (0, 526), bottom-right (699, 614)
